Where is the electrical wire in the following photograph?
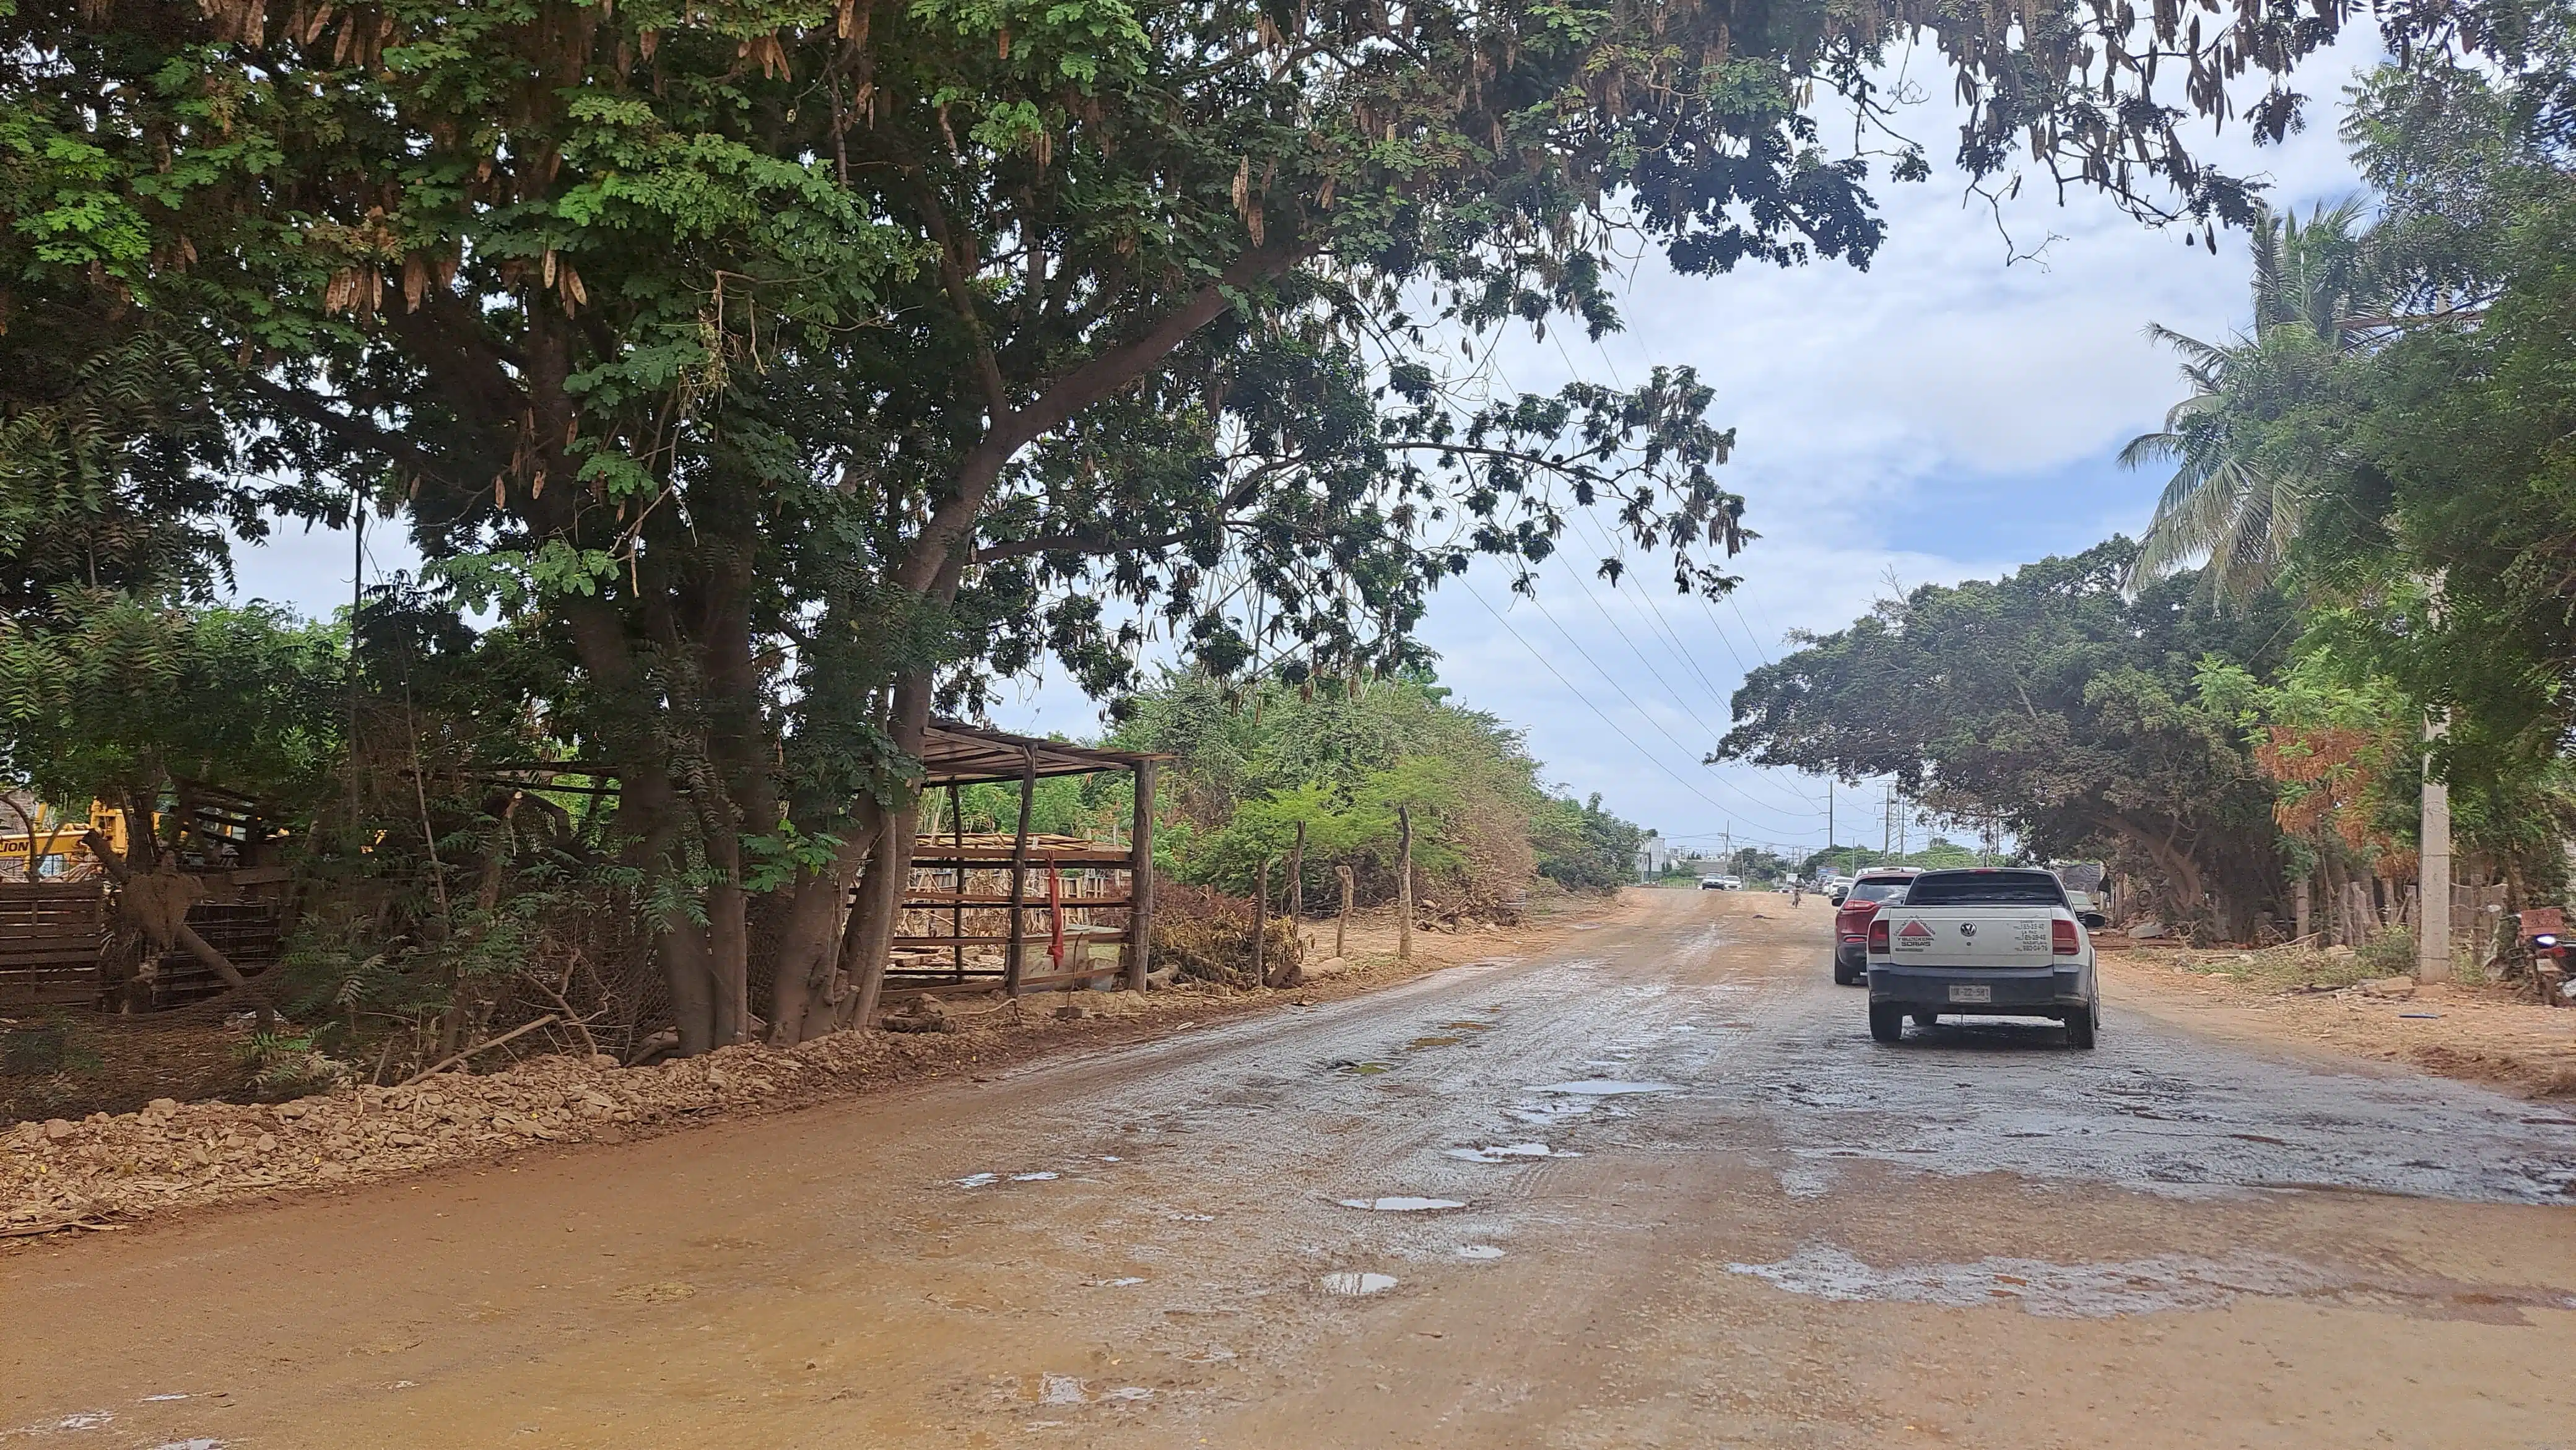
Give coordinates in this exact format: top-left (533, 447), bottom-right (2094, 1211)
top-left (1542, 545), bottom-right (1830, 818)
top-left (1479, 578), bottom-right (1827, 826)
top-left (1461, 582), bottom-right (1771, 824)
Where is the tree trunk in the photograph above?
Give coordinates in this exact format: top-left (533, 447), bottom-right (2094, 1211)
top-left (835, 675), bottom-right (936, 1031)
top-left (1397, 806), bottom-right (1413, 962)
top-left (767, 807), bottom-right (886, 1045)
top-left (661, 917), bottom-right (718, 1057)
top-left (79, 829), bottom-right (247, 990)
top-left (707, 874), bottom-right (749, 1047)
top-left (835, 798), bottom-right (920, 1031)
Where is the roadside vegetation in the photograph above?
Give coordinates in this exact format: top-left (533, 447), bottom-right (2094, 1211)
top-left (0, 0), bottom-right (2515, 1096)
top-left (1719, 20), bottom-right (2576, 966)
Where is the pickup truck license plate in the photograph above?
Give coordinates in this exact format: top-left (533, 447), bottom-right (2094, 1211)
top-left (1947, 984), bottom-right (1993, 1004)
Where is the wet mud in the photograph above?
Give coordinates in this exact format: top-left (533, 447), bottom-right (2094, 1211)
top-left (6, 888), bottom-right (2574, 1449)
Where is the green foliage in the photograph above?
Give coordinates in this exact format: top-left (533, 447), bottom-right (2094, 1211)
top-left (2123, 199), bottom-right (2386, 602)
top-left (1113, 670), bottom-right (1645, 908)
top-left (2133, 19), bottom-right (2576, 909)
top-left (0, 593), bottom-right (346, 828)
top-left (1720, 541), bottom-right (2291, 933)
top-left (2356, 926), bottom-right (2419, 976)
top-left (0, 0), bottom-right (2441, 1045)
top-left (1531, 793), bottom-right (1646, 893)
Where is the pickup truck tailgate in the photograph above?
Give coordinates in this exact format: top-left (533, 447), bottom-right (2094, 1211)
top-left (1883, 910), bottom-right (2056, 967)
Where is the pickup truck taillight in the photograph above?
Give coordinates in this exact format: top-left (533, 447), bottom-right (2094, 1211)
top-left (1867, 918), bottom-right (1891, 953)
top-left (2052, 918), bottom-right (2081, 955)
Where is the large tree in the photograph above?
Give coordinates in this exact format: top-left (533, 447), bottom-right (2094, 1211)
top-left (1716, 542), bottom-right (2294, 935)
top-left (4, 0), bottom-right (2389, 1049)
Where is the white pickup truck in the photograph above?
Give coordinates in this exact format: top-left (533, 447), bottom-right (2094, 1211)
top-left (1862, 867), bottom-right (2105, 1048)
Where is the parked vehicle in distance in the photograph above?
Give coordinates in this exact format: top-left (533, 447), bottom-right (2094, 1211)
top-left (1832, 869), bottom-right (1920, 986)
top-left (1699, 874), bottom-right (1729, 890)
top-left (1863, 867), bottom-right (2107, 1048)
top-left (1825, 875), bottom-right (1856, 904)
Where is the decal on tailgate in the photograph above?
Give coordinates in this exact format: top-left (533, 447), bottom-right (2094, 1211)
top-left (1894, 919), bottom-right (1933, 952)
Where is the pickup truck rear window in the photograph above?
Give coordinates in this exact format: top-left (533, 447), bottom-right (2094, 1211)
top-left (1903, 871), bottom-right (2068, 906)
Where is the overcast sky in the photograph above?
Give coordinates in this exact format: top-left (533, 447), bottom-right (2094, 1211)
top-left (224, 40), bottom-right (2378, 859)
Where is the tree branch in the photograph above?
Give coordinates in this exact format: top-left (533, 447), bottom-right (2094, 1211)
top-left (897, 243), bottom-right (1309, 594)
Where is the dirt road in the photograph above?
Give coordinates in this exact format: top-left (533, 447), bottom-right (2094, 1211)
top-left (9, 889), bottom-right (2576, 1448)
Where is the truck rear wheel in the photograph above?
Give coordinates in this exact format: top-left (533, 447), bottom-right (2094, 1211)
top-left (2065, 1004), bottom-right (2098, 1049)
top-left (1868, 1004), bottom-right (1905, 1044)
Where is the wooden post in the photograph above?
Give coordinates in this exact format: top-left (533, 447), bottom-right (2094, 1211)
top-left (2293, 874), bottom-right (2312, 942)
top-left (1335, 865), bottom-right (1354, 958)
top-left (1289, 820), bottom-right (1305, 932)
top-left (1251, 857), bottom-right (1269, 989)
top-left (948, 781), bottom-right (967, 982)
top-left (1004, 745), bottom-right (1035, 996)
top-left (1396, 805), bottom-right (1413, 963)
top-left (1126, 758), bottom-right (1156, 991)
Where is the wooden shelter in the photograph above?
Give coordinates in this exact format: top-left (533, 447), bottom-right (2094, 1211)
top-left (887, 722), bottom-right (1163, 998)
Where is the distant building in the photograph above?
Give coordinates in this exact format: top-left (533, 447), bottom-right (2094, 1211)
top-left (1634, 833), bottom-right (1674, 882)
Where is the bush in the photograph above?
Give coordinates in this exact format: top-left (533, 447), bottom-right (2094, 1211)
top-left (2356, 927), bottom-right (2417, 976)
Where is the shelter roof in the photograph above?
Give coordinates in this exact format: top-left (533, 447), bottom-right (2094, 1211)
top-left (918, 720), bottom-right (1163, 788)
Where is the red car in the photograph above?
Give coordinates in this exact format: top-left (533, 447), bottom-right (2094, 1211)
top-left (1833, 869), bottom-right (1921, 986)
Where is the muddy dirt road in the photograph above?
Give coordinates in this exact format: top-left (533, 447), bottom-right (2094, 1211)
top-left (10, 889), bottom-right (2576, 1448)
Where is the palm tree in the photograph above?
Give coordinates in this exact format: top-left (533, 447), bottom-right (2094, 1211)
top-left (2125, 199), bottom-right (2382, 602)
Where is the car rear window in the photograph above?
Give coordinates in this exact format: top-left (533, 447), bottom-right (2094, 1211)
top-left (1846, 881), bottom-right (1909, 903)
top-left (1904, 870), bottom-right (2068, 906)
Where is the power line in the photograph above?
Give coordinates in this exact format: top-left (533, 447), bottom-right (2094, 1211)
top-left (1487, 577), bottom-right (1826, 825)
top-left (1547, 545), bottom-right (1832, 818)
top-left (1461, 582), bottom-right (1768, 825)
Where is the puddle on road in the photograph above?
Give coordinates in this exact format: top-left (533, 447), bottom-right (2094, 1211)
top-left (1338, 1196), bottom-right (1468, 1212)
top-left (1455, 1245), bottom-right (1507, 1260)
top-left (955, 1173), bottom-right (1001, 1189)
top-left (1409, 1036), bottom-right (1464, 1049)
top-left (1334, 1061), bottom-right (1390, 1076)
top-left (1530, 1079), bottom-right (1677, 1096)
top-left (1443, 1022), bottom-right (1494, 1031)
top-left (1037, 1375), bottom-right (1087, 1406)
top-left (1011, 1172), bottom-right (1059, 1182)
top-left (1730, 1243), bottom-right (2576, 1322)
top-left (1320, 1272), bottom-right (1401, 1296)
top-left (1445, 1143), bottom-right (1578, 1163)
top-left (1027, 1376), bottom-right (1156, 1408)
top-left (1728, 1243), bottom-right (2339, 1318)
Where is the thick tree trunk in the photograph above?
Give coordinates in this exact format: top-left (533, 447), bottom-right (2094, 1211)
top-left (833, 675), bottom-right (935, 1031)
top-left (835, 799), bottom-right (920, 1031)
top-left (661, 916), bottom-right (718, 1057)
top-left (708, 874), bottom-right (749, 1047)
top-left (767, 807), bottom-right (887, 1045)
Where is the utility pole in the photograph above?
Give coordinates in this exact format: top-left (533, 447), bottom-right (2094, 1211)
top-left (1882, 784), bottom-right (1893, 857)
top-left (2419, 576), bottom-right (2453, 983)
top-left (2420, 710), bottom-right (2452, 981)
top-left (1825, 782), bottom-right (1834, 880)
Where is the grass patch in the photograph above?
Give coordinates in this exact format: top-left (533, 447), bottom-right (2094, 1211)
top-left (2165, 940), bottom-right (2398, 994)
